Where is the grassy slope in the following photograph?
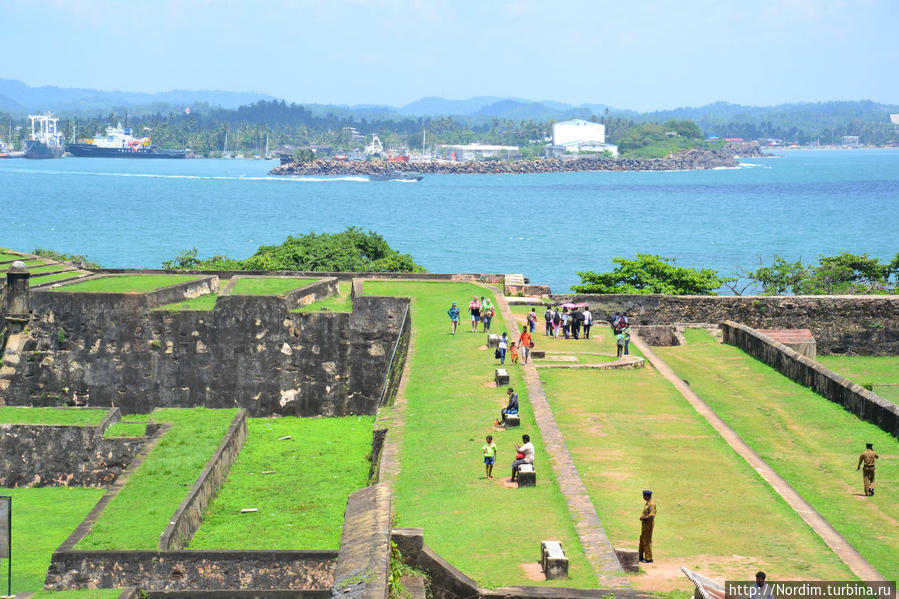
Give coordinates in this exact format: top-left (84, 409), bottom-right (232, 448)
top-left (540, 365), bottom-right (851, 582)
top-left (103, 421), bottom-right (148, 438)
top-left (229, 277), bottom-right (315, 295)
top-left (0, 407), bottom-right (107, 425)
top-left (52, 274), bottom-right (199, 293)
top-left (0, 487), bottom-right (105, 593)
top-left (76, 408), bottom-right (238, 549)
top-left (293, 280), bottom-right (354, 313)
top-left (30, 271), bottom-right (90, 284)
top-left (365, 281), bottom-right (595, 588)
top-left (656, 329), bottom-right (899, 577)
top-left (191, 416), bottom-right (373, 550)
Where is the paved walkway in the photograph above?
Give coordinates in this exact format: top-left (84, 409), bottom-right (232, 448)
top-left (492, 289), bottom-right (629, 588)
top-left (631, 334), bottom-right (885, 582)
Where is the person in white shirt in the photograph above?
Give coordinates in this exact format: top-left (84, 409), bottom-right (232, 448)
top-left (752, 571), bottom-right (773, 599)
top-left (583, 306), bottom-right (593, 339)
top-left (511, 434), bottom-right (535, 482)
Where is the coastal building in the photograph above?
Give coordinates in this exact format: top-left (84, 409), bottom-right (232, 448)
top-left (890, 114), bottom-right (899, 125)
top-left (437, 144), bottom-right (520, 161)
top-left (544, 118), bottom-right (618, 157)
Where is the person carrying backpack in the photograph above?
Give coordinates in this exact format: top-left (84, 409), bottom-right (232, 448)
top-left (544, 306), bottom-right (553, 336)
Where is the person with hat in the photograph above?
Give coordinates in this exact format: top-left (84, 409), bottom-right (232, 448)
top-left (639, 490), bottom-right (656, 563)
top-left (857, 443), bottom-right (879, 496)
top-left (447, 301), bottom-right (460, 335)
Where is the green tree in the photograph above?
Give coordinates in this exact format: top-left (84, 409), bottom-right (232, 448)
top-left (746, 252), bottom-right (898, 295)
top-left (572, 254), bottom-right (732, 295)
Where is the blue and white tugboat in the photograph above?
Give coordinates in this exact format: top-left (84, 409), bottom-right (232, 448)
top-left (67, 123), bottom-right (187, 158)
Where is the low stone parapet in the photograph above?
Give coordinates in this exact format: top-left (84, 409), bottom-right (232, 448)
top-left (541, 540), bottom-right (569, 580)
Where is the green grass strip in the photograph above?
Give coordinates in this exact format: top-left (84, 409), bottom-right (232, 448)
top-left (1, 487), bottom-right (105, 593)
top-left (0, 252), bottom-right (26, 261)
top-left (52, 274), bottom-right (200, 293)
top-left (191, 415), bottom-right (373, 550)
top-left (292, 280), bottom-right (353, 313)
top-left (155, 293), bottom-right (219, 312)
top-left (76, 407), bottom-right (238, 550)
top-left (0, 407), bottom-right (107, 426)
top-left (818, 355), bottom-right (899, 386)
top-left (229, 276), bottom-right (316, 295)
top-left (0, 258), bottom-right (45, 271)
top-left (656, 329), bottom-right (899, 577)
top-left (103, 421), bottom-right (148, 438)
top-left (29, 271), bottom-right (90, 285)
top-left (540, 366), bottom-right (851, 581)
top-left (26, 265), bottom-right (70, 274)
top-left (365, 281), bottom-right (596, 588)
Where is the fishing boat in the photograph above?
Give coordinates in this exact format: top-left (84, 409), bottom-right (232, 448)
top-left (369, 171), bottom-right (423, 182)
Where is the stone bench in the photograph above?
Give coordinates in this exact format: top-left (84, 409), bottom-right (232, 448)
top-left (531, 349), bottom-right (546, 359)
top-left (541, 540), bottom-right (568, 580)
top-left (495, 369), bottom-right (510, 386)
top-left (503, 413), bottom-right (520, 428)
top-left (517, 463), bottom-right (535, 487)
top-left (614, 548), bottom-right (640, 573)
top-left (487, 334), bottom-right (500, 347)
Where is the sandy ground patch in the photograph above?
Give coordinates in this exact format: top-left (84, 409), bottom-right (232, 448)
top-left (520, 562), bottom-right (545, 581)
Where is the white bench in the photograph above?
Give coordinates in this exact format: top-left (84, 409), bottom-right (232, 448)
top-left (517, 463), bottom-right (536, 487)
top-left (487, 334), bottom-right (500, 347)
top-left (503, 413), bottom-right (520, 427)
top-left (541, 540), bottom-right (568, 579)
top-left (495, 368), bottom-right (510, 385)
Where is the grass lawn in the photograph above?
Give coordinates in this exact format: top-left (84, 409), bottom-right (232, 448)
top-left (29, 271), bottom-right (90, 285)
top-left (103, 421), bottom-right (148, 438)
top-left (155, 293), bottom-right (219, 312)
top-left (0, 407), bottom-right (107, 426)
top-left (292, 280), bottom-right (353, 313)
top-left (540, 366), bottom-right (851, 586)
top-left (365, 281), bottom-right (595, 588)
top-left (0, 252), bottom-right (26, 261)
top-left (229, 276), bottom-right (316, 295)
top-left (818, 356), bottom-right (899, 401)
top-left (52, 274), bottom-right (200, 293)
top-left (191, 415), bottom-right (373, 550)
top-left (77, 408), bottom-right (238, 550)
top-left (25, 264), bottom-right (69, 274)
top-left (0, 487), bottom-right (105, 594)
top-left (30, 591), bottom-right (123, 598)
top-left (657, 329), bottom-right (899, 577)
top-left (0, 259), bottom-right (46, 271)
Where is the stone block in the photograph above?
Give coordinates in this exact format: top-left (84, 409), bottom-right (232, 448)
top-left (517, 463), bottom-right (535, 487)
top-left (531, 349), bottom-right (545, 359)
top-left (504, 413), bottom-right (520, 428)
top-left (615, 547), bottom-right (640, 573)
top-left (541, 540), bottom-right (568, 580)
top-left (487, 334), bottom-right (500, 347)
top-left (495, 369), bottom-right (509, 386)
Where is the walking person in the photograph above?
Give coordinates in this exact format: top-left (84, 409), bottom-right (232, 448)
top-left (469, 296), bottom-right (481, 333)
top-left (638, 490), bottom-right (656, 563)
top-left (570, 307), bottom-right (582, 340)
top-left (561, 308), bottom-right (570, 339)
top-left (482, 298), bottom-right (494, 332)
top-left (447, 301), bottom-right (460, 335)
top-left (583, 305), bottom-right (593, 339)
top-left (623, 325), bottom-right (631, 355)
top-left (544, 305), bottom-right (553, 336)
top-left (519, 325), bottom-right (533, 365)
top-left (617, 330), bottom-right (625, 357)
top-left (857, 442), bottom-right (879, 496)
top-left (552, 308), bottom-right (561, 338)
top-left (498, 332), bottom-right (508, 365)
top-left (527, 308), bottom-right (538, 333)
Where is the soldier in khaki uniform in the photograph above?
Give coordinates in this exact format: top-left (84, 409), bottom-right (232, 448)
top-left (857, 443), bottom-right (879, 496)
top-left (639, 490), bottom-right (656, 563)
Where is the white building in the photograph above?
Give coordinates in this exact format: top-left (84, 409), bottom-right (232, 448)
top-left (437, 144), bottom-right (520, 161)
top-left (890, 114), bottom-right (899, 125)
top-left (546, 119), bottom-right (618, 157)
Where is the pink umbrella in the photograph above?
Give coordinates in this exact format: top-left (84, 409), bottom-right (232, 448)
top-left (561, 302), bottom-right (588, 309)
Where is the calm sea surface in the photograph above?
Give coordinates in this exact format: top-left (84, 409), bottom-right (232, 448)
top-left (1, 149), bottom-right (897, 292)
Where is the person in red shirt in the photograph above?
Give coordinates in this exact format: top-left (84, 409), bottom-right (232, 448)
top-left (518, 325), bottom-right (533, 365)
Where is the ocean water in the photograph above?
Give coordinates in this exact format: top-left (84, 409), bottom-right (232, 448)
top-left (1, 149), bottom-right (897, 293)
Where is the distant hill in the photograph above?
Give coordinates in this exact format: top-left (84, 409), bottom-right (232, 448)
top-left (0, 79), bottom-right (275, 114)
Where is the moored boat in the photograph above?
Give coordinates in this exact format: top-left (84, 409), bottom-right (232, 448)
top-left (24, 114), bottom-right (64, 159)
top-left (66, 123), bottom-right (187, 159)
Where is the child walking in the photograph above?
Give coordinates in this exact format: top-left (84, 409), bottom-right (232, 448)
top-left (510, 341), bottom-right (519, 364)
top-left (482, 435), bottom-right (497, 478)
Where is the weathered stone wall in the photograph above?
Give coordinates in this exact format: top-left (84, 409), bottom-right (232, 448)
top-left (331, 484), bottom-right (392, 599)
top-left (94, 268), bottom-right (505, 286)
top-left (721, 321), bottom-right (899, 438)
top-left (1, 288), bottom-right (410, 417)
top-left (0, 408), bottom-right (149, 487)
top-left (160, 410), bottom-right (248, 550)
top-left (43, 550), bottom-right (336, 592)
top-left (549, 294), bottom-right (899, 355)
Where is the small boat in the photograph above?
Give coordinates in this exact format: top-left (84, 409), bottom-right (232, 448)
top-left (24, 113), bottom-right (64, 159)
top-left (369, 171), bottom-right (423, 182)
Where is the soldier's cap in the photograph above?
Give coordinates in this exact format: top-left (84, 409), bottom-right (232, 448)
top-left (866, 442), bottom-right (874, 448)
top-left (642, 490), bottom-right (652, 495)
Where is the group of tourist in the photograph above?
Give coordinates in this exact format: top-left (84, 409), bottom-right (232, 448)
top-left (446, 295), bottom-right (496, 335)
top-left (530, 305), bottom-right (595, 340)
top-left (611, 311), bottom-right (632, 357)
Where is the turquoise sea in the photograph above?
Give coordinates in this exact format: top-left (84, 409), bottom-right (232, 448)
top-left (1, 149), bottom-right (897, 292)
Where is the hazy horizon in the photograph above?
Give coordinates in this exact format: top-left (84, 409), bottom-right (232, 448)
top-left (4, 0), bottom-right (898, 111)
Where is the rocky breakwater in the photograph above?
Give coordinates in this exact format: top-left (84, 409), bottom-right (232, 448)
top-left (270, 142), bottom-right (766, 176)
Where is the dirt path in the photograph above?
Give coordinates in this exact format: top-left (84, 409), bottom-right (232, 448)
top-left (631, 334), bottom-right (885, 582)
top-left (492, 287), bottom-right (630, 588)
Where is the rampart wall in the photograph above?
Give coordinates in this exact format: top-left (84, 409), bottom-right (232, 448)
top-left (1, 285), bottom-right (410, 416)
top-left (550, 294), bottom-right (899, 355)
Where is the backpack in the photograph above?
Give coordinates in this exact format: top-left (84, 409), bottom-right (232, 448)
top-left (553, 312), bottom-right (561, 325)
top-left (544, 309), bottom-right (552, 322)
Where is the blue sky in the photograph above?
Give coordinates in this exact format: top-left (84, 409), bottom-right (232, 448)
top-left (3, 0), bottom-right (897, 111)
